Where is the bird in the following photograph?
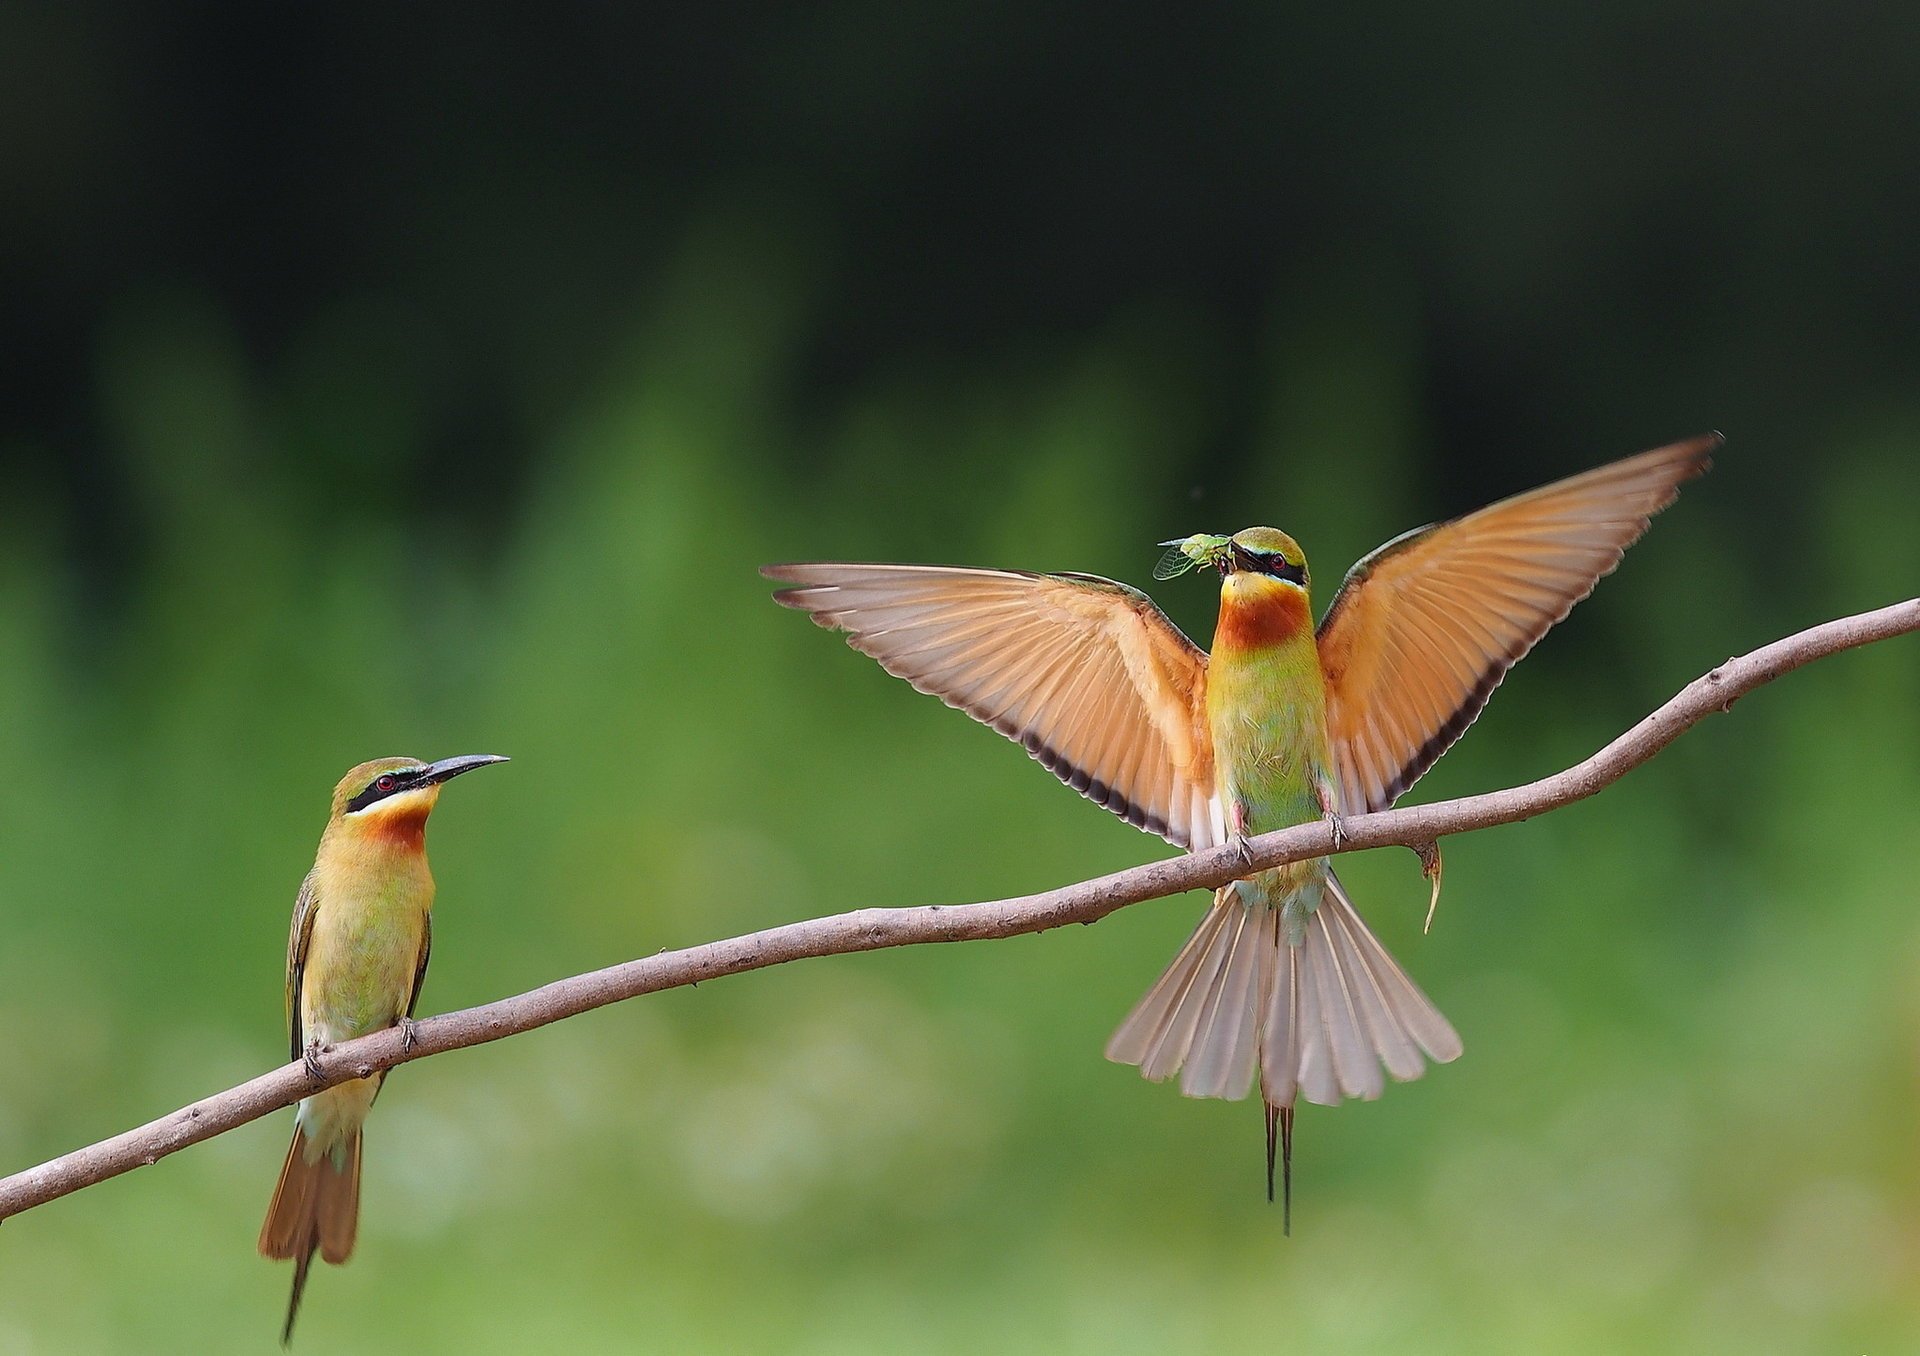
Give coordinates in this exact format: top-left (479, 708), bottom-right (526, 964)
top-left (258, 753), bottom-right (509, 1344)
top-left (763, 434), bottom-right (1715, 1224)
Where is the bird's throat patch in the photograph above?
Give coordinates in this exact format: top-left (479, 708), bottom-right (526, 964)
top-left (359, 806), bottom-right (430, 849)
top-left (1216, 577), bottom-right (1311, 650)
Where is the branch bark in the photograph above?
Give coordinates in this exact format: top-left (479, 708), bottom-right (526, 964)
top-left (2, 597), bottom-right (1914, 1222)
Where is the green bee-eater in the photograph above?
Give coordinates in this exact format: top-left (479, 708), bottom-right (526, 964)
top-left (259, 753), bottom-right (508, 1343)
top-left (764, 435), bottom-right (1714, 1219)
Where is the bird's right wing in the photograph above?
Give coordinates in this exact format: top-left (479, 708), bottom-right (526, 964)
top-left (285, 870), bottom-right (319, 1062)
top-left (1316, 434), bottom-right (1717, 814)
top-left (765, 563), bottom-right (1224, 850)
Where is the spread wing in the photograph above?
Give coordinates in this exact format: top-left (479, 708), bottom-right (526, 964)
top-left (1316, 433), bottom-right (1717, 813)
top-left (764, 563), bottom-right (1223, 849)
top-left (285, 870), bottom-right (319, 1062)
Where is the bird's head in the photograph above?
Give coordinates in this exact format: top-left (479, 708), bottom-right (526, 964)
top-left (1154, 528), bottom-right (1310, 591)
top-left (327, 755), bottom-right (510, 835)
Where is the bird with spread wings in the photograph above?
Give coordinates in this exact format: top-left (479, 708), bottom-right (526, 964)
top-left (766, 435), bottom-right (1715, 1218)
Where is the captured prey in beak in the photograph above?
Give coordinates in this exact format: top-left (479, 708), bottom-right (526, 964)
top-left (766, 434), bottom-right (1717, 1228)
top-left (1153, 534), bottom-right (1233, 579)
top-left (1157, 532), bottom-right (1311, 586)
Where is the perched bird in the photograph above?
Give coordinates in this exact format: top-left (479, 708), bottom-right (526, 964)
top-left (764, 435), bottom-right (1715, 1222)
top-left (259, 754), bottom-right (508, 1344)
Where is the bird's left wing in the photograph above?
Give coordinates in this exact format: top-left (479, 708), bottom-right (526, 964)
top-left (285, 870), bottom-right (319, 1063)
top-left (765, 563), bottom-right (1223, 850)
top-left (1316, 433), bottom-right (1717, 814)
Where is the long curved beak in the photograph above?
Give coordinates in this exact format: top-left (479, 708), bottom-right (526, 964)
top-left (423, 754), bottom-right (511, 785)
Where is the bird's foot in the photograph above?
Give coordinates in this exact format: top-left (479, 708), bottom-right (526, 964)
top-left (1226, 800), bottom-right (1259, 872)
top-left (302, 1039), bottom-right (328, 1084)
top-left (396, 1016), bottom-right (420, 1053)
top-left (1313, 784), bottom-right (1348, 853)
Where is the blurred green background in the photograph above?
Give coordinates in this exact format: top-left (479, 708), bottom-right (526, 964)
top-left (2, 5), bottom-right (1918, 1352)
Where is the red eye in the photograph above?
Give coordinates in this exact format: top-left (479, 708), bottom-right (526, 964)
top-left (376, 775), bottom-right (397, 792)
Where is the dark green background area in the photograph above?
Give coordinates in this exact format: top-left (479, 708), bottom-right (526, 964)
top-left (2, 6), bottom-right (1916, 1351)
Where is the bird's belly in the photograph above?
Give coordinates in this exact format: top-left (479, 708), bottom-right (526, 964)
top-left (301, 906), bottom-right (426, 1048)
top-left (1206, 641), bottom-right (1334, 906)
top-left (1208, 688), bottom-right (1331, 833)
top-left (1215, 729), bottom-right (1324, 831)
top-left (295, 902), bottom-right (423, 1154)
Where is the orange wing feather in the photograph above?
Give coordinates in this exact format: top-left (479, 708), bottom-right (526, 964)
top-left (764, 563), bottom-right (1223, 850)
top-left (1316, 433), bottom-right (1718, 814)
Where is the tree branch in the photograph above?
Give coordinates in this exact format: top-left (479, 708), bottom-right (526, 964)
top-left (2, 598), bottom-right (1914, 1222)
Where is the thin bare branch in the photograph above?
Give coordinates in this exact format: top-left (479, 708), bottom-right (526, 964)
top-left (1, 597), bottom-right (1913, 1222)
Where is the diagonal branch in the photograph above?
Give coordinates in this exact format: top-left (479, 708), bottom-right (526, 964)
top-left (1, 598), bottom-right (1914, 1223)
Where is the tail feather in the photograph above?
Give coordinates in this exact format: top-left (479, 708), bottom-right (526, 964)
top-left (259, 1124), bottom-right (362, 1345)
top-left (1105, 897), bottom-right (1231, 1080)
top-left (1323, 876), bottom-right (1463, 1064)
top-left (1146, 902), bottom-right (1240, 1082)
top-left (1290, 921), bottom-right (1344, 1105)
top-left (1320, 893), bottom-right (1423, 1080)
top-left (1180, 902), bottom-right (1265, 1098)
top-left (1265, 1101), bottom-right (1295, 1231)
top-left (1261, 923), bottom-right (1298, 1107)
top-left (1310, 902), bottom-right (1385, 1102)
top-left (1108, 870), bottom-right (1461, 1108)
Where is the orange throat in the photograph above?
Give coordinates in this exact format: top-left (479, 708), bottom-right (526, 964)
top-left (349, 809), bottom-right (431, 851)
top-left (334, 783), bottom-right (442, 853)
top-left (1215, 577), bottom-right (1311, 651)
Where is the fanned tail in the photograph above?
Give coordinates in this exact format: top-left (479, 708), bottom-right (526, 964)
top-left (1104, 886), bottom-right (1271, 1097)
top-left (258, 1123), bottom-right (362, 1345)
top-left (1260, 873), bottom-right (1462, 1109)
top-left (1106, 871), bottom-right (1462, 1215)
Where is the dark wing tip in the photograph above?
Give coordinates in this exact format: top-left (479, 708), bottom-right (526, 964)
top-left (763, 564), bottom-right (837, 613)
top-left (1640, 431), bottom-right (1718, 512)
top-left (1671, 431), bottom-right (1722, 479)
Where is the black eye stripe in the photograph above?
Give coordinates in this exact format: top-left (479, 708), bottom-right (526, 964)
top-left (1232, 546), bottom-right (1308, 585)
top-left (345, 768), bottom-right (422, 813)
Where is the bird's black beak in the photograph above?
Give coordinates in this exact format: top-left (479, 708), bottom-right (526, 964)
top-left (422, 754), bottom-right (511, 786)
